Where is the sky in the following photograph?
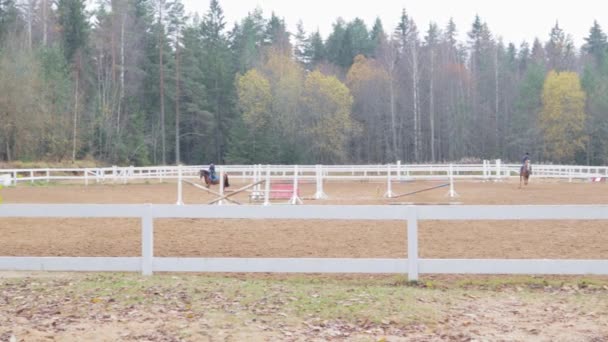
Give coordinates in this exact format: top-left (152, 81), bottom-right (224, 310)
top-left (181, 0), bottom-right (605, 47)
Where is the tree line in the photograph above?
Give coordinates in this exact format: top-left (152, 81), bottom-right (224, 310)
top-left (0, 0), bottom-right (606, 165)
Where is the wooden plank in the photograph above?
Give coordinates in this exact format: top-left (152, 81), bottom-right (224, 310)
top-left (419, 259), bottom-right (608, 275)
top-left (0, 257), bottom-right (141, 272)
top-left (207, 180), bottom-right (265, 205)
top-left (153, 257), bottom-right (408, 274)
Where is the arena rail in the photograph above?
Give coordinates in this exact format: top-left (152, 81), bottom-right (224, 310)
top-left (1, 204), bottom-right (608, 280)
top-left (2, 161), bottom-right (607, 186)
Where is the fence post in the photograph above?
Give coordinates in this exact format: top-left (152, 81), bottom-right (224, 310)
top-left (30, 171), bottom-right (34, 184)
top-left (495, 159), bottom-right (502, 182)
top-left (176, 164), bottom-right (183, 205)
top-left (289, 165), bottom-right (303, 205)
top-left (397, 160), bottom-right (402, 182)
top-left (141, 205), bottom-right (154, 276)
top-left (384, 164), bottom-right (393, 198)
top-left (483, 160), bottom-right (488, 182)
top-left (407, 210), bottom-right (419, 281)
top-left (447, 163), bottom-right (458, 198)
top-left (12, 171), bottom-right (17, 186)
top-left (46, 169), bottom-right (50, 183)
top-left (112, 166), bottom-right (118, 184)
top-left (314, 164), bottom-right (328, 200)
top-left (264, 165), bottom-right (271, 206)
top-left (84, 168), bottom-right (89, 186)
top-left (218, 166), bottom-right (225, 205)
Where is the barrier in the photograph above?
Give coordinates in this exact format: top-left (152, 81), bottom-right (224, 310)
top-left (2, 204), bottom-right (608, 280)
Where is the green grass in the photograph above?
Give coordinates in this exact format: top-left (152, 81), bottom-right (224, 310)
top-left (3, 272), bottom-right (608, 331)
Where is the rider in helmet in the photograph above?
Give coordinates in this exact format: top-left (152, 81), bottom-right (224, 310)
top-left (209, 163), bottom-right (218, 182)
top-left (521, 152), bottom-right (530, 173)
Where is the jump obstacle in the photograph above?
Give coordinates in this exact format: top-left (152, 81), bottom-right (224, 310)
top-left (177, 164), bottom-right (304, 206)
top-left (384, 163), bottom-right (458, 199)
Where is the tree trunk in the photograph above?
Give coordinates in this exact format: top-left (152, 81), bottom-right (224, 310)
top-left (411, 43), bottom-right (420, 162)
top-left (117, 13), bottom-right (125, 135)
top-left (42, 0), bottom-right (47, 46)
top-left (27, 0), bottom-right (33, 49)
top-left (495, 47), bottom-right (500, 156)
top-left (175, 29), bottom-right (180, 165)
top-left (389, 77), bottom-right (398, 161)
top-left (158, 1), bottom-right (166, 164)
top-left (72, 69), bottom-right (79, 162)
top-left (429, 48), bottom-right (435, 162)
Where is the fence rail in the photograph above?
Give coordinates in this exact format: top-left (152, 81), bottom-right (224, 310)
top-left (1, 204), bottom-right (607, 280)
top-left (1, 161), bottom-right (607, 187)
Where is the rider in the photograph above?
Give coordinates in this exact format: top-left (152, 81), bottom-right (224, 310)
top-left (521, 152), bottom-right (531, 173)
top-left (209, 163), bottom-right (219, 182)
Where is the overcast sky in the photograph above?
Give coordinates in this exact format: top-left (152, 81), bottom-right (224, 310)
top-left (181, 0), bottom-right (604, 47)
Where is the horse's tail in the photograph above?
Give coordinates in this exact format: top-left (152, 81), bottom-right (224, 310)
top-left (224, 174), bottom-right (230, 188)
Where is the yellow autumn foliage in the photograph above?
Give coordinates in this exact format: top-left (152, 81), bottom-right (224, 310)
top-left (236, 69), bottom-right (272, 130)
top-left (302, 71), bottom-right (354, 163)
top-left (540, 71), bottom-right (587, 162)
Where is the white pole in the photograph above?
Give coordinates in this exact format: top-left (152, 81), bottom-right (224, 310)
top-left (12, 171), bottom-right (17, 186)
top-left (447, 163), bottom-right (458, 198)
top-left (483, 160), bottom-right (488, 182)
top-left (84, 168), bottom-right (89, 186)
top-left (141, 205), bottom-right (154, 276)
top-left (397, 160), bottom-right (402, 182)
top-left (314, 164), bottom-right (327, 200)
top-left (264, 165), bottom-right (271, 206)
top-left (407, 213), bottom-right (419, 281)
top-left (176, 164), bottom-right (183, 205)
top-left (384, 164), bottom-right (393, 198)
top-left (289, 165), bottom-right (302, 205)
top-left (495, 159), bottom-right (502, 182)
top-left (46, 169), bottom-right (50, 183)
top-left (251, 164), bottom-right (257, 199)
top-left (218, 166), bottom-right (225, 205)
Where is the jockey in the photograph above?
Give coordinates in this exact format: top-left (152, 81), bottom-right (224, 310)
top-left (209, 163), bottom-right (218, 182)
top-left (521, 153), bottom-right (531, 173)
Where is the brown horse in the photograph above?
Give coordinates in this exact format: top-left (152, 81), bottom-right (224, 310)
top-left (199, 169), bottom-right (230, 188)
top-left (519, 160), bottom-right (532, 188)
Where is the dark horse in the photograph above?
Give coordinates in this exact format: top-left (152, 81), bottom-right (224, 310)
top-left (199, 169), bottom-right (230, 188)
top-left (519, 160), bottom-right (532, 188)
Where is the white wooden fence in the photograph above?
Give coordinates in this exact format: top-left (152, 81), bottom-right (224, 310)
top-left (1, 204), bottom-right (607, 280)
top-left (1, 161), bottom-right (607, 186)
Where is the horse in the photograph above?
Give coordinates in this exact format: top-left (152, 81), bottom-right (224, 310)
top-left (519, 160), bottom-right (532, 188)
top-left (199, 169), bottom-right (230, 188)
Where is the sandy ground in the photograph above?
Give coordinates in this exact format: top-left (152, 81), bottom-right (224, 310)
top-left (1, 180), bottom-right (607, 259)
top-left (2, 180), bottom-right (608, 341)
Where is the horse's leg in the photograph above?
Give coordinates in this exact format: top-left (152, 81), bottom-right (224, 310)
top-left (519, 175), bottom-right (522, 189)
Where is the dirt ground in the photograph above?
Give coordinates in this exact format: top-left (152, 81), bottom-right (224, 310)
top-left (2, 179), bottom-right (608, 341)
top-left (1, 180), bottom-right (607, 259)
top-left (1, 272), bottom-right (608, 342)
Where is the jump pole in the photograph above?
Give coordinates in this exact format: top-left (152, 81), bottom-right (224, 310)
top-left (253, 164), bottom-right (261, 200)
top-left (218, 166), bottom-right (225, 205)
top-left (397, 160), bottom-right (402, 182)
top-left (314, 164), bottom-right (328, 199)
top-left (176, 164), bottom-right (183, 205)
top-left (264, 165), bottom-right (271, 206)
top-left (384, 164), bottom-right (394, 198)
top-left (289, 165), bottom-right (303, 205)
top-left (447, 163), bottom-right (459, 198)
